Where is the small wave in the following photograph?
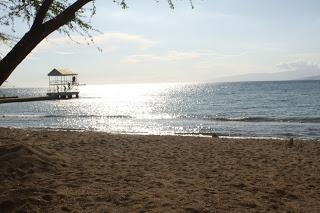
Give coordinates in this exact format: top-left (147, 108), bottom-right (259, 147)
top-left (219, 136), bottom-right (288, 140)
top-left (179, 114), bottom-right (320, 123)
top-left (0, 114), bottom-right (44, 119)
top-left (214, 116), bottom-right (320, 123)
top-left (43, 114), bottom-right (133, 119)
top-left (1, 114), bottom-right (133, 119)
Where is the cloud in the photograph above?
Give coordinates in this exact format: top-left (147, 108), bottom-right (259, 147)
top-left (125, 51), bottom-right (203, 63)
top-left (54, 51), bottom-right (74, 55)
top-left (94, 32), bottom-right (154, 50)
top-left (125, 50), bottom-right (247, 63)
top-left (277, 61), bottom-right (320, 72)
top-left (33, 32), bottom-right (155, 55)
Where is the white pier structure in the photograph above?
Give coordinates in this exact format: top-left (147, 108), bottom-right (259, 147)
top-left (47, 68), bottom-right (79, 99)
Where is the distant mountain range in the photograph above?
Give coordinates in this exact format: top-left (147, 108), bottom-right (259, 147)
top-left (300, 75), bottom-right (320, 80)
top-left (215, 70), bottom-right (320, 82)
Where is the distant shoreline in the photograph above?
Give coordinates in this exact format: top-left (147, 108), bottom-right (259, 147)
top-left (1, 79), bottom-right (320, 89)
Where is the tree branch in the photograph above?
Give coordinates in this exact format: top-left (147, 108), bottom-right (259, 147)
top-left (31, 0), bottom-right (54, 29)
top-left (43, 0), bottom-right (92, 34)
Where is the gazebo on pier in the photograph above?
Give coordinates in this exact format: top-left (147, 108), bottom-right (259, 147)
top-left (47, 68), bottom-right (79, 99)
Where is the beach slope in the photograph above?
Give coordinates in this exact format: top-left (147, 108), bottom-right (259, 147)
top-left (0, 127), bottom-right (319, 212)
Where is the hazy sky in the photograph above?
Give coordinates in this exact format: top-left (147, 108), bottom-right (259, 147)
top-left (3, 0), bottom-right (320, 86)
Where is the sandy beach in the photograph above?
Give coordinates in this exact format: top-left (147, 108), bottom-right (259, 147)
top-left (0, 127), bottom-right (319, 212)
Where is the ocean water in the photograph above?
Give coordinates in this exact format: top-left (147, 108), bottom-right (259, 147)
top-left (0, 81), bottom-right (320, 139)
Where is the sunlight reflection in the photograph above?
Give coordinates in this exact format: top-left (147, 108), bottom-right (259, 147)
top-left (79, 83), bottom-right (188, 120)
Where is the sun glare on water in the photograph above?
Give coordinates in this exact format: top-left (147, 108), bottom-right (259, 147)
top-left (59, 83), bottom-right (190, 133)
top-left (79, 83), bottom-right (187, 120)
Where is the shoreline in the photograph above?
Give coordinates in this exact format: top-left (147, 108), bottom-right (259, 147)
top-left (1, 127), bottom-right (320, 212)
top-left (2, 125), bottom-right (320, 141)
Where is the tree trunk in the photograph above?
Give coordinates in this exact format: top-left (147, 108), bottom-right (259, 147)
top-left (0, 0), bottom-right (92, 86)
top-left (0, 27), bottom-right (48, 86)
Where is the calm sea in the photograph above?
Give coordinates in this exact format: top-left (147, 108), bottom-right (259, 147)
top-left (0, 81), bottom-right (320, 139)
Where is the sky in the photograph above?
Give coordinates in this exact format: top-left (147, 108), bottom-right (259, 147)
top-left (2, 0), bottom-right (320, 86)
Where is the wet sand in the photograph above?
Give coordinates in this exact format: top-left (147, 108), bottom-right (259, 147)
top-left (0, 127), bottom-right (319, 212)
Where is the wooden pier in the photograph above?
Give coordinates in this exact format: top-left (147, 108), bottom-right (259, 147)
top-left (47, 91), bottom-right (79, 99)
top-left (0, 96), bottom-right (18, 100)
top-left (0, 96), bottom-right (55, 104)
top-left (0, 92), bottom-right (79, 104)
top-left (0, 68), bottom-right (80, 104)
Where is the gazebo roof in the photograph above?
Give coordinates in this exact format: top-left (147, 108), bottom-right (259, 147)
top-left (48, 68), bottom-right (78, 76)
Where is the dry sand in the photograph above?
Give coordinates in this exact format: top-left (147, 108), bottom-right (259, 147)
top-left (0, 127), bottom-right (319, 212)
